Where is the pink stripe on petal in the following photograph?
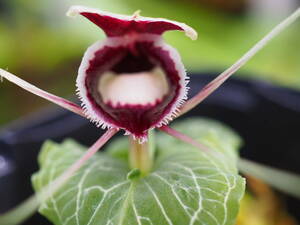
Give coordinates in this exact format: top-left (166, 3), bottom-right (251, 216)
top-left (67, 5), bottom-right (197, 40)
top-left (0, 69), bottom-right (85, 117)
top-left (179, 7), bottom-right (300, 116)
top-left (0, 128), bottom-right (118, 225)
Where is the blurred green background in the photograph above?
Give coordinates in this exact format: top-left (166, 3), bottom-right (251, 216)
top-left (1, 0), bottom-right (300, 125)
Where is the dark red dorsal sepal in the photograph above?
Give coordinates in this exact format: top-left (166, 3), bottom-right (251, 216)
top-left (67, 5), bottom-right (197, 39)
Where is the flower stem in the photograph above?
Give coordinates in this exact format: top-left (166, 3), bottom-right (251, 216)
top-left (129, 136), bottom-right (152, 176)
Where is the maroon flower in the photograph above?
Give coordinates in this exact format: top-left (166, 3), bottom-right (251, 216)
top-left (67, 6), bottom-right (197, 140)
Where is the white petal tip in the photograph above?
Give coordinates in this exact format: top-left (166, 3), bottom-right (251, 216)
top-left (66, 5), bottom-right (81, 17)
top-left (184, 25), bottom-right (198, 40)
top-left (132, 10), bottom-right (142, 19)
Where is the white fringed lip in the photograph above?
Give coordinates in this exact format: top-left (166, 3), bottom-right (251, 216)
top-left (70, 6), bottom-right (197, 140)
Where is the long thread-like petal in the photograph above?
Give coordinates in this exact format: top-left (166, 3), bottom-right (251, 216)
top-left (159, 125), bottom-right (211, 153)
top-left (160, 126), bottom-right (300, 198)
top-left (0, 128), bottom-right (118, 225)
top-left (179, 7), bottom-right (300, 116)
top-left (0, 68), bottom-right (85, 117)
top-left (238, 158), bottom-right (300, 198)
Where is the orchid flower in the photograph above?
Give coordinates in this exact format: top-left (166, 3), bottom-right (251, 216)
top-left (69, 6), bottom-right (197, 142)
top-left (1, 5), bottom-right (300, 224)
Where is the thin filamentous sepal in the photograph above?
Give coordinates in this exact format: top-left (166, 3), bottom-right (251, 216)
top-left (179, 7), bottom-right (300, 116)
top-left (159, 125), bottom-right (211, 153)
top-left (0, 68), bottom-right (86, 118)
top-left (238, 158), bottom-right (300, 198)
top-left (0, 128), bottom-right (118, 225)
top-left (160, 125), bottom-right (300, 198)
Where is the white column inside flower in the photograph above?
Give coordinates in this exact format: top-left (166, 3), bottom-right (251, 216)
top-left (98, 67), bottom-right (169, 106)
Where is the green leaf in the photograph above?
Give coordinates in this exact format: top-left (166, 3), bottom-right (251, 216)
top-left (32, 118), bottom-right (245, 225)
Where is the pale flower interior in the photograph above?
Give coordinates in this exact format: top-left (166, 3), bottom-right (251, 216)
top-left (98, 67), bottom-right (169, 106)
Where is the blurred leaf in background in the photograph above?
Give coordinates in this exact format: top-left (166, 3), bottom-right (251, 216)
top-left (0, 0), bottom-right (300, 125)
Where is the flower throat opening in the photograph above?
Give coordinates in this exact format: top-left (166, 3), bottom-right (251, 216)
top-left (97, 48), bottom-right (170, 107)
top-left (84, 41), bottom-right (182, 137)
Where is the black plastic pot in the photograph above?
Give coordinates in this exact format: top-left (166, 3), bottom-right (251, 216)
top-left (0, 74), bottom-right (300, 224)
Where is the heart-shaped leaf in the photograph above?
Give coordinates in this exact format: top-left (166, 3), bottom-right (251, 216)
top-left (32, 118), bottom-right (245, 225)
